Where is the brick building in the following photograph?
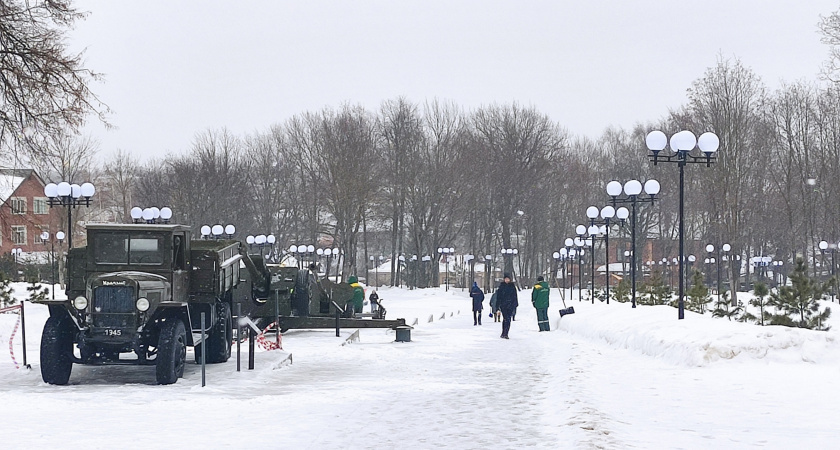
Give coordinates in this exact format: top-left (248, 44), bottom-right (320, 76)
top-left (0, 168), bottom-right (62, 259)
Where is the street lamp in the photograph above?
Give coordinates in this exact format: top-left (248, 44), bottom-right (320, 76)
top-left (11, 248), bottom-right (22, 281)
top-left (575, 224), bottom-right (588, 301)
top-left (44, 181), bottom-right (95, 249)
top-left (646, 129), bottom-right (719, 319)
top-left (409, 254), bottom-right (418, 289)
top-left (421, 255), bottom-right (432, 288)
top-left (607, 178), bottom-right (660, 308)
top-left (398, 254), bottom-right (407, 288)
top-left (39, 231), bottom-right (65, 300)
top-left (500, 248), bottom-right (517, 282)
top-left (772, 260), bottom-right (785, 287)
top-left (439, 247), bottom-right (454, 291)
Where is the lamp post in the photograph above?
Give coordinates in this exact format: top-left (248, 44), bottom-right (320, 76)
top-left (369, 255), bottom-right (375, 288)
top-left (586, 205), bottom-right (617, 304)
top-left (44, 181), bottom-right (96, 249)
top-left (11, 248), bottom-right (22, 281)
top-left (501, 248), bottom-right (517, 281)
top-left (607, 179), bottom-right (660, 308)
top-left (39, 231), bottom-right (65, 300)
top-left (410, 254), bottom-right (418, 289)
top-left (772, 260), bottom-right (784, 287)
top-left (463, 254), bottom-right (474, 291)
top-left (422, 255), bottom-right (432, 288)
top-left (438, 247), bottom-right (454, 290)
top-left (484, 254), bottom-right (493, 292)
top-left (575, 224), bottom-right (587, 301)
top-left (323, 248), bottom-right (335, 280)
top-left (706, 243), bottom-right (730, 304)
top-left (646, 130), bottom-right (720, 319)
top-left (819, 241), bottom-right (829, 290)
top-left (398, 255), bottom-right (406, 288)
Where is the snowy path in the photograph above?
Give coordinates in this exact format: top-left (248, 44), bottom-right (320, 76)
top-left (2, 285), bottom-right (839, 449)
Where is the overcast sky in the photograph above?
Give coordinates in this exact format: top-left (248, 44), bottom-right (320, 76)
top-left (70, 0), bottom-right (839, 160)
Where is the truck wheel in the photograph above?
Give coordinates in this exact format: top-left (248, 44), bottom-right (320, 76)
top-left (197, 302), bottom-right (232, 364)
top-left (40, 314), bottom-right (74, 385)
top-left (156, 319), bottom-right (186, 385)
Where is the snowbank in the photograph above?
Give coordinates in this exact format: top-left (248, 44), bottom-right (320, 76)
top-left (555, 299), bottom-right (840, 367)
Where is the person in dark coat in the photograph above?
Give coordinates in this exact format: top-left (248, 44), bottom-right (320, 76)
top-left (469, 282), bottom-right (485, 325)
top-left (369, 290), bottom-right (379, 314)
top-left (496, 273), bottom-right (519, 339)
top-left (489, 292), bottom-right (500, 322)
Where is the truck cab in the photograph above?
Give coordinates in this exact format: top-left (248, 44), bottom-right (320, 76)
top-left (38, 223), bottom-right (233, 385)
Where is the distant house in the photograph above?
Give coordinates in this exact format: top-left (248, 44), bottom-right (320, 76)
top-left (0, 168), bottom-right (61, 258)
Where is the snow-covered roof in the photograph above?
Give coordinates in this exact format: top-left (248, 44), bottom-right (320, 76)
top-left (0, 174), bottom-right (26, 204)
top-left (597, 262), bottom-right (629, 273)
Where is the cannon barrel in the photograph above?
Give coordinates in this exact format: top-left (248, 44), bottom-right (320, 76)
top-left (238, 248), bottom-right (270, 298)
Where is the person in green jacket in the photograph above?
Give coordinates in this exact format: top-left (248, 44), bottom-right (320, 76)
top-left (348, 275), bottom-right (365, 315)
top-left (532, 276), bottom-right (550, 331)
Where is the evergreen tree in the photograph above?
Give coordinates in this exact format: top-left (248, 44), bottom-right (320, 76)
top-left (0, 273), bottom-right (14, 308)
top-left (744, 282), bottom-right (771, 326)
top-left (769, 259), bottom-right (832, 330)
top-left (612, 277), bottom-right (631, 303)
top-left (712, 290), bottom-right (744, 321)
top-left (638, 272), bottom-right (671, 306)
top-left (686, 269), bottom-right (712, 314)
top-left (26, 280), bottom-right (48, 305)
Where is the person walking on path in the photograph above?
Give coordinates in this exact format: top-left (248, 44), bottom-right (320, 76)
top-left (489, 291), bottom-right (500, 322)
top-left (497, 273), bottom-right (519, 339)
top-left (532, 276), bottom-right (550, 331)
top-left (347, 276), bottom-right (365, 315)
top-left (470, 282), bottom-right (485, 325)
top-left (369, 290), bottom-right (380, 314)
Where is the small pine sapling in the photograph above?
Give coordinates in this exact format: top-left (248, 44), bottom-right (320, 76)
top-left (686, 269), bottom-right (712, 314)
top-left (747, 282), bottom-right (772, 326)
top-left (611, 277), bottom-right (631, 303)
top-left (0, 273), bottom-right (14, 308)
top-left (769, 258), bottom-right (832, 330)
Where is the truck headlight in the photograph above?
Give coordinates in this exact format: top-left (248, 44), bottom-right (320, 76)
top-left (136, 298), bottom-right (150, 312)
top-left (73, 296), bottom-right (88, 310)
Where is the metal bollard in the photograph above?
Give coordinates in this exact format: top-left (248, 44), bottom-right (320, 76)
top-left (200, 312), bottom-right (206, 387)
top-left (236, 303), bottom-right (241, 372)
top-left (248, 326), bottom-right (255, 370)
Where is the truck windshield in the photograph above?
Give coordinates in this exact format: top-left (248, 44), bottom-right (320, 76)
top-left (94, 234), bottom-right (164, 265)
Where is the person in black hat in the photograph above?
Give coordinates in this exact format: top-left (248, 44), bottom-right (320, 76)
top-left (469, 281), bottom-right (484, 325)
top-left (496, 273), bottom-right (518, 339)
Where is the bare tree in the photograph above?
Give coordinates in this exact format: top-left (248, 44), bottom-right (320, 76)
top-left (103, 149), bottom-right (138, 223)
top-left (0, 0), bottom-right (108, 153)
top-left (379, 97), bottom-right (424, 284)
top-left (819, 7), bottom-right (840, 83)
top-left (472, 103), bottom-right (565, 279)
top-left (684, 56), bottom-right (771, 304)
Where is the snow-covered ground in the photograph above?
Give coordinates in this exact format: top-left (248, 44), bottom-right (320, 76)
top-left (1, 283), bottom-right (839, 449)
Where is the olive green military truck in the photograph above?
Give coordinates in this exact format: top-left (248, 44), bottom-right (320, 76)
top-left (35, 223), bottom-right (405, 385)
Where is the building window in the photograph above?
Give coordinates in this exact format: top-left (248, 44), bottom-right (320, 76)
top-left (11, 226), bottom-right (26, 245)
top-left (10, 197), bottom-right (26, 215)
top-left (33, 197), bottom-right (49, 215)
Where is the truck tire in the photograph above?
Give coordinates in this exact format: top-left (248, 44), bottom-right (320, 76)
top-left (196, 302), bottom-right (232, 364)
top-left (156, 318), bottom-right (186, 385)
top-left (40, 314), bottom-right (74, 385)
top-left (293, 270), bottom-right (311, 316)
